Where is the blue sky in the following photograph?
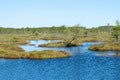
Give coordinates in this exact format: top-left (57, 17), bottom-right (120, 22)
top-left (0, 0), bottom-right (120, 28)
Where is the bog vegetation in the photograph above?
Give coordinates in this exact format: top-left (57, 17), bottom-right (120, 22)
top-left (0, 21), bottom-right (120, 59)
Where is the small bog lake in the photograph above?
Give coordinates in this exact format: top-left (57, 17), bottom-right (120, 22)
top-left (0, 40), bottom-right (120, 80)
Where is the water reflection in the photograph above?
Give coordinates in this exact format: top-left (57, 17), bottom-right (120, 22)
top-left (20, 40), bottom-right (120, 57)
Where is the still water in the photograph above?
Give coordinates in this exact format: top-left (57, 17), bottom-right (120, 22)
top-left (0, 40), bottom-right (120, 80)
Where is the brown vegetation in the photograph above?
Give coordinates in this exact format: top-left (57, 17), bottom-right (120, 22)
top-left (89, 43), bottom-right (120, 51)
top-left (39, 40), bottom-right (83, 47)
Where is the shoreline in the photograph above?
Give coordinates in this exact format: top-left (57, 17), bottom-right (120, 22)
top-left (0, 48), bottom-right (72, 59)
top-left (89, 43), bottom-right (120, 51)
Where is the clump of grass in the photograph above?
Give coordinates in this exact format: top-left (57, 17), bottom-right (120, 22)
top-left (28, 50), bottom-right (71, 59)
top-left (39, 42), bottom-right (65, 47)
top-left (39, 41), bottom-right (83, 47)
top-left (16, 41), bottom-right (28, 45)
top-left (8, 46), bottom-right (24, 52)
top-left (89, 43), bottom-right (120, 51)
top-left (40, 34), bottom-right (64, 40)
top-left (3, 52), bottom-right (21, 59)
top-left (0, 45), bottom-right (71, 59)
top-left (81, 37), bottom-right (98, 42)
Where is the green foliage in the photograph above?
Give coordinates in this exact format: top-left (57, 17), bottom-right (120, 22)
top-left (112, 22), bottom-right (120, 43)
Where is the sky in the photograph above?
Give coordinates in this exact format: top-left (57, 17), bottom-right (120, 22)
top-left (0, 0), bottom-right (120, 28)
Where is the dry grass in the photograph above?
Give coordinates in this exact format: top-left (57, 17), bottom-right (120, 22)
top-left (39, 40), bottom-right (83, 47)
top-left (89, 43), bottom-right (120, 51)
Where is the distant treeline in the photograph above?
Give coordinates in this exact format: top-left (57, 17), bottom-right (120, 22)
top-left (0, 25), bottom-right (114, 34)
